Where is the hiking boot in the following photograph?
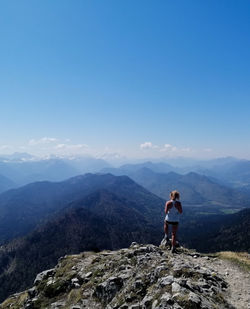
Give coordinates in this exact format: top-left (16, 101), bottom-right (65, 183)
top-left (171, 246), bottom-right (177, 254)
top-left (161, 236), bottom-right (171, 248)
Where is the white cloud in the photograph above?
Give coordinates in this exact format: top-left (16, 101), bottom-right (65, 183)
top-left (55, 143), bottom-right (89, 150)
top-left (140, 142), bottom-right (158, 149)
top-left (161, 144), bottom-right (178, 152)
top-left (29, 137), bottom-right (58, 145)
top-left (139, 141), bottom-right (194, 156)
top-left (0, 145), bottom-right (11, 150)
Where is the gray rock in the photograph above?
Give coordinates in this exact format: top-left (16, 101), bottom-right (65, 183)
top-left (141, 296), bottom-right (153, 309)
top-left (85, 271), bottom-right (92, 278)
top-left (158, 275), bottom-right (174, 287)
top-left (27, 287), bottom-right (37, 298)
top-left (160, 292), bottom-right (174, 305)
top-left (50, 301), bottom-right (66, 308)
top-left (173, 303), bottom-right (184, 309)
top-left (34, 268), bottom-right (55, 285)
top-left (129, 304), bottom-right (141, 309)
top-left (94, 276), bottom-right (124, 302)
top-left (130, 242), bottom-right (139, 247)
top-left (188, 292), bottom-right (201, 306)
top-left (172, 282), bottom-right (182, 293)
top-left (152, 300), bottom-right (159, 309)
top-left (175, 278), bottom-right (187, 287)
top-left (134, 279), bottom-right (143, 289)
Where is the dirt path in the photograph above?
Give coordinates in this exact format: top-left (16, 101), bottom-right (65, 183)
top-left (190, 254), bottom-right (250, 309)
top-left (212, 258), bottom-right (250, 309)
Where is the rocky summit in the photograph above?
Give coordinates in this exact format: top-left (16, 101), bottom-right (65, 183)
top-left (0, 243), bottom-right (236, 309)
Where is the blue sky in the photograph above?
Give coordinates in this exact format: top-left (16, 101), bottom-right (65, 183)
top-left (0, 0), bottom-right (250, 160)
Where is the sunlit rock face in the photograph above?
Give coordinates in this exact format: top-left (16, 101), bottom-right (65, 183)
top-left (1, 243), bottom-right (232, 309)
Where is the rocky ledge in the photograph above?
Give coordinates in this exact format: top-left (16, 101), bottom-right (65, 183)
top-left (0, 243), bottom-right (234, 309)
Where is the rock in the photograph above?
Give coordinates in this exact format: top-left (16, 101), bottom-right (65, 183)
top-left (94, 276), bottom-right (124, 302)
top-left (160, 292), bottom-right (174, 305)
top-left (27, 287), bottom-right (37, 298)
top-left (130, 242), bottom-right (139, 247)
top-left (188, 292), bottom-right (201, 307)
top-left (152, 300), bottom-right (158, 309)
top-left (47, 277), bottom-right (55, 286)
top-left (71, 277), bottom-right (80, 288)
top-left (141, 296), bottom-right (153, 309)
top-left (51, 301), bottom-right (66, 308)
top-left (129, 304), bottom-right (140, 309)
top-left (172, 282), bottom-right (182, 293)
top-left (34, 268), bottom-right (55, 285)
top-left (158, 275), bottom-right (174, 287)
top-left (175, 278), bottom-right (187, 287)
top-left (134, 280), bottom-right (143, 289)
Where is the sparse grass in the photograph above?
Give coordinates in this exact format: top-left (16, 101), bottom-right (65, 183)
top-left (216, 251), bottom-right (250, 272)
top-left (0, 292), bottom-right (28, 309)
top-left (56, 256), bottom-right (80, 279)
top-left (66, 288), bottom-right (83, 306)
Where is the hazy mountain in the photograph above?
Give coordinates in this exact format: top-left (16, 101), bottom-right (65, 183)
top-left (164, 156), bottom-right (239, 169)
top-left (203, 160), bottom-right (250, 187)
top-left (171, 158), bottom-right (250, 188)
top-left (101, 161), bottom-right (175, 175)
top-left (0, 156), bottom-right (112, 186)
top-left (101, 167), bottom-right (250, 210)
top-left (0, 174), bottom-right (16, 194)
top-left (0, 173), bottom-right (164, 245)
top-left (65, 156), bottom-right (111, 173)
top-left (0, 152), bottom-right (36, 162)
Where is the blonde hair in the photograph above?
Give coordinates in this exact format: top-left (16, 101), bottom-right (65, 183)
top-left (170, 190), bottom-right (180, 200)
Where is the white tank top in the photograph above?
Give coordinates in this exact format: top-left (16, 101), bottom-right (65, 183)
top-left (165, 200), bottom-right (180, 222)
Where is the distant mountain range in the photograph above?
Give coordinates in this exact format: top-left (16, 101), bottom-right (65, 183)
top-left (0, 154), bottom-right (250, 195)
top-left (0, 155), bottom-right (111, 189)
top-left (102, 157), bottom-right (250, 189)
top-left (101, 167), bottom-right (250, 210)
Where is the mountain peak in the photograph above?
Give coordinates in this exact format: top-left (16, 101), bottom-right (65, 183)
top-left (0, 243), bottom-right (242, 309)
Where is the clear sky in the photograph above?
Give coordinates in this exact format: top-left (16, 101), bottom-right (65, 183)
top-left (0, 0), bottom-right (250, 160)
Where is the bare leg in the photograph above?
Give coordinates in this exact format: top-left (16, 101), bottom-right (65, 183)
top-left (171, 224), bottom-right (178, 248)
top-left (164, 221), bottom-right (168, 238)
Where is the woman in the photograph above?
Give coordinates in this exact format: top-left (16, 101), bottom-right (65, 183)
top-left (164, 190), bottom-right (183, 253)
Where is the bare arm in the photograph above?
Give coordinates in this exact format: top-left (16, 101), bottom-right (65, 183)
top-left (176, 201), bottom-right (183, 214)
top-left (165, 201), bottom-right (172, 214)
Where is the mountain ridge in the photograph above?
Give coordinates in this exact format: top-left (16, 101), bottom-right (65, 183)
top-left (1, 243), bottom-right (249, 309)
top-left (0, 173), bottom-right (164, 245)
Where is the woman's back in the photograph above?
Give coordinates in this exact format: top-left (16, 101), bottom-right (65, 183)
top-left (166, 200), bottom-right (181, 222)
